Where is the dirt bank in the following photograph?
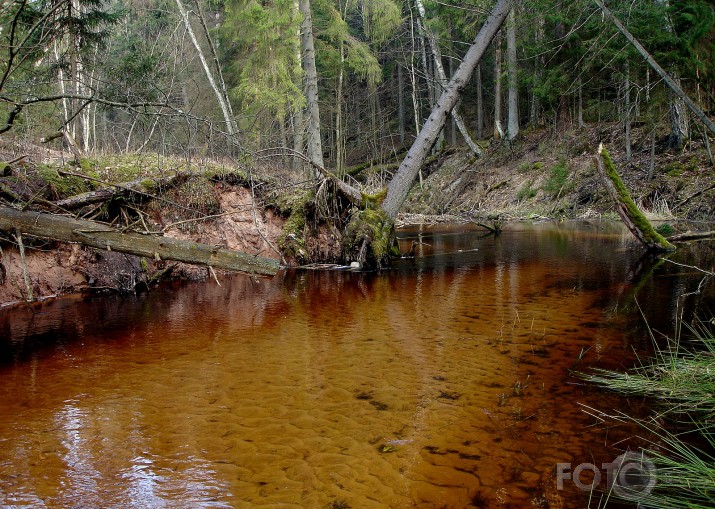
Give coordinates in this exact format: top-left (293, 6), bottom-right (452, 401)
top-left (0, 151), bottom-right (286, 306)
top-left (399, 123), bottom-right (714, 222)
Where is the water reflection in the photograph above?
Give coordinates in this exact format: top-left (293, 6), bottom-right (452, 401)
top-left (0, 221), bottom-right (712, 508)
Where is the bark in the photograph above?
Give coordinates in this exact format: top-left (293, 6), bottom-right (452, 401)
top-left (174, 0), bottom-right (237, 136)
top-left (624, 63), bottom-right (631, 161)
top-left (299, 0), bottom-right (324, 171)
top-left (506, 7), bottom-right (518, 140)
top-left (398, 65), bottom-right (405, 145)
top-left (476, 63), bottom-right (484, 138)
top-left (382, 0), bottom-right (512, 219)
top-left (493, 30), bottom-right (503, 139)
top-left (669, 87), bottom-right (689, 149)
top-left (292, 0), bottom-right (305, 173)
top-left (0, 207), bottom-right (280, 276)
top-left (593, 0), bottom-right (715, 137)
top-left (594, 144), bottom-right (675, 252)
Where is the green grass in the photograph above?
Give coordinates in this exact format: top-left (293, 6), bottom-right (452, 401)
top-left (582, 320), bottom-right (715, 508)
top-left (542, 159), bottom-right (570, 197)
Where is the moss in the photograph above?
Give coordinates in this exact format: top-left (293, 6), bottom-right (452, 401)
top-left (341, 208), bottom-right (398, 265)
top-left (542, 160), bottom-right (569, 197)
top-left (37, 165), bottom-right (91, 198)
top-left (600, 147), bottom-right (675, 251)
top-left (140, 179), bottom-right (155, 190)
top-left (655, 223), bottom-right (674, 236)
top-left (663, 158), bottom-right (699, 177)
top-left (360, 188), bottom-right (387, 210)
top-left (277, 190), bottom-right (313, 259)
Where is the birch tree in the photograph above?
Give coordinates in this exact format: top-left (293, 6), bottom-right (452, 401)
top-left (174, 0), bottom-right (238, 136)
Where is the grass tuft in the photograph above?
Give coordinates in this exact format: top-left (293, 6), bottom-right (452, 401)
top-left (582, 320), bottom-right (715, 507)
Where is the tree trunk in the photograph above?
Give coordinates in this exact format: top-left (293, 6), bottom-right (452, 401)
top-left (493, 30), bottom-right (503, 139)
top-left (292, 0), bottom-right (305, 173)
top-left (593, 0), bottom-right (715, 137)
top-left (336, 39), bottom-right (345, 174)
top-left (398, 65), bottom-right (405, 145)
top-left (624, 62), bottom-right (631, 161)
top-left (299, 0), bottom-right (324, 171)
top-left (669, 87), bottom-right (689, 149)
top-left (530, 17), bottom-right (543, 127)
top-left (382, 0), bottom-right (512, 219)
top-left (577, 75), bottom-right (584, 129)
top-left (53, 172), bottom-right (194, 210)
top-left (594, 144), bottom-right (674, 252)
top-left (413, 0), bottom-right (484, 157)
top-left (0, 207), bottom-right (280, 275)
top-left (174, 0), bottom-right (237, 136)
top-left (476, 63), bottom-right (484, 138)
top-left (506, 6), bottom-right (519, 140)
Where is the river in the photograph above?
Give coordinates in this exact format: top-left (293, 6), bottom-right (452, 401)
top-left (1, 220), bottom-right (712, 508)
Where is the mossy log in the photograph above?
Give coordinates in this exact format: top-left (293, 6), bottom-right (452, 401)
top-left (594, 144), bottom-right (675, 252)
top-left (0, 207), bottom-right (280, 276)
top-left (54, 171), bottom-right (194, 209)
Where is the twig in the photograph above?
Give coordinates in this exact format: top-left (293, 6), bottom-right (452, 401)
top-left (674, 182), bottom-right (715, 210)
top-left (208, 265), bottom-right (221, 286)
top-left (663, 258), bottom-right (714, 276)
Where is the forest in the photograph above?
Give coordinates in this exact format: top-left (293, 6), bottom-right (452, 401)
top-left (1, 0), bottom-right (713, 170)
top-left (1, 1), bottom-right (715, 507)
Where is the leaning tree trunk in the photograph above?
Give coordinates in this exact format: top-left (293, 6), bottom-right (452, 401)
top-left (381, 0), bottom-right (513, 219)
top-left (594, 144), bottom-right (674, 252)
top-left (414, 0), bottom-right (483, 156)
top-left (174, 0), bottom-right (237, 137)
top-left (593, 0), bottom-right (715, 137)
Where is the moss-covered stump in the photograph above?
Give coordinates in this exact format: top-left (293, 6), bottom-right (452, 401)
top-left (276, 190), bottom-right (313, 263)
top-left (595, 143), bottom-right (675, 252)
top-left (341, 208), bottom-right (399, 268)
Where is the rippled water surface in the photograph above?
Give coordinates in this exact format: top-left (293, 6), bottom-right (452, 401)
top-left (1, 221), bottom-right (713, 508)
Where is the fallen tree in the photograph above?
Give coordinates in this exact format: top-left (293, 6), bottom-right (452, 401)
top-left (325, 0), bottom-right (512, 267)
top-left (0, 207), bottom-right (280, 276)
top-left (594, 144), bottom-right (675, 252)
top-left (54, 171), bottom-right (195, 210)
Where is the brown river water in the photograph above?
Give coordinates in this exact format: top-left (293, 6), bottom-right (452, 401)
top-left (1, 221), bottom-right (713, 508)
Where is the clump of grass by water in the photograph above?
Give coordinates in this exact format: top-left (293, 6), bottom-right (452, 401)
top-left (582, 320), bottom-right (715, 508)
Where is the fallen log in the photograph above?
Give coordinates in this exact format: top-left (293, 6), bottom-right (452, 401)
top-left (667, 230), bottom-right (715, 243)
top-left (594, 143), bottom-right (675, 252)
top-left (0, 207), bottom-right (280, 276)
top-left (54, 171), bottom-right (193, 210)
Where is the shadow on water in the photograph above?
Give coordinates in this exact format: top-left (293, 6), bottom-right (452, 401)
top-left (0, 220), bottom-right (713, 508)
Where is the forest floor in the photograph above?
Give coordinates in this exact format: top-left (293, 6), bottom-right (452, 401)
top-left (1, 121), bottom-right (713, 306)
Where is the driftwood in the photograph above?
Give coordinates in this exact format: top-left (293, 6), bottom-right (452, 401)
top-left (594, 144), bottom-right (675, 252)
top-left (54, 171), bottom-right (193, 209)
top-left (0, 207), bottom-right (280, 276)
top-left (667, 231), bottom-right (715, 243)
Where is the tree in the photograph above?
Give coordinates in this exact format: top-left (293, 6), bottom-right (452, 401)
top-left (506, 5), bottom-right (518, 140)
top-left (382, 0), bottom-right (513, 219)
top-left (0, 0), bottom-right (121, 135)
top-left (300, 0), bottom-right (324, 171)
top-left (174, 0), bottom-right (237, 136)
